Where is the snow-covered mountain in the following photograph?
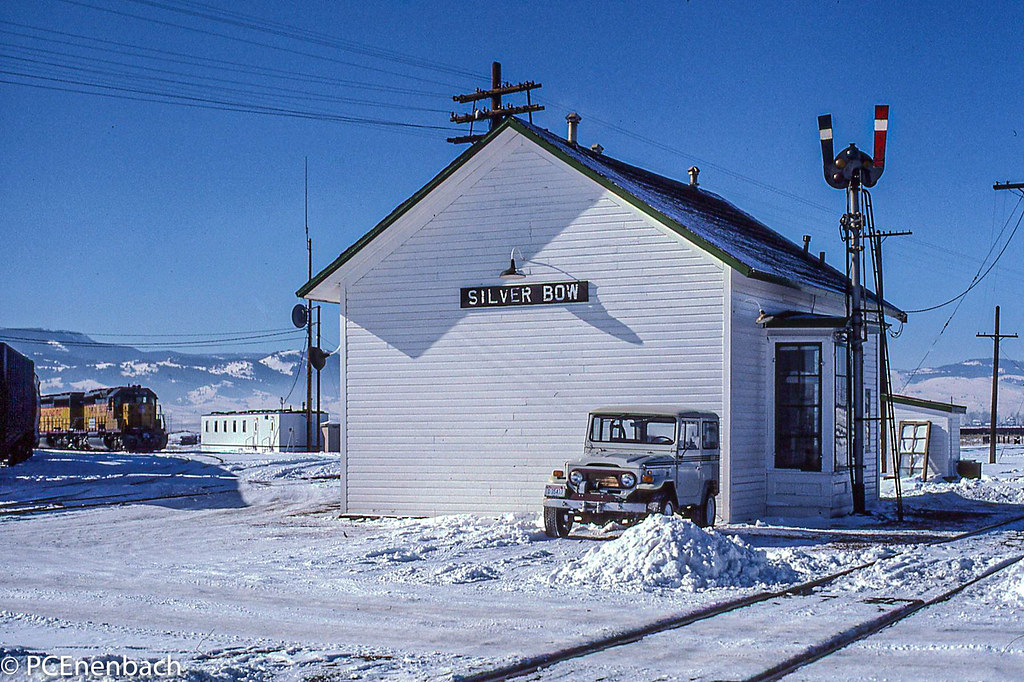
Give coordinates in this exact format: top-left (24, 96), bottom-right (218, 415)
top-left (6, 327), bottom-right (1021, 430)
top-left (1, 328), bottom-right (338, 431)
top-left (892, 357), bottom-right (1024, 424)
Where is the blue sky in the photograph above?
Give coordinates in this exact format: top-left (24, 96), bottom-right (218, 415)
top-left (1, 0), bottom-right (1022, 369)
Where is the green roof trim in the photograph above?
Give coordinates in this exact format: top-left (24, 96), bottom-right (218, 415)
top-left (297, 116), bottom-right (757, 298)
top-left (297, 116), bottom-right (901, 317)
top-left (885, 393), bottom-right (967, 414)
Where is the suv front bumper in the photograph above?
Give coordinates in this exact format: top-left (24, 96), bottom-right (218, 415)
top-left (543, 497), bottom-right (651, 514)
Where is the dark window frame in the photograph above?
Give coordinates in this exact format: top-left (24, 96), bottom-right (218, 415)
top-left (774, 342), bottom-right (823, 472)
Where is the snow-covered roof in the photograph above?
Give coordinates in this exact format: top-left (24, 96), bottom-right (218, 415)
top-left (299, 117), bottom-right (905, 321)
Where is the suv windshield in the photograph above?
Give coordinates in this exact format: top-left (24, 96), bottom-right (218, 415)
top-left (590, 415), bottom-right (675, 445)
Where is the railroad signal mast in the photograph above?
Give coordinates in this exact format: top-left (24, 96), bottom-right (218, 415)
top-left (817, 106), bottom-right (890, 515)
top-left (448, 61), bottom-right (543, 144)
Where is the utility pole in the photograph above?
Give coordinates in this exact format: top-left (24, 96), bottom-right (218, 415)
top-left (993, 181), bottom-right (1024, 191)
top-left (447, 61), bottom-right (543, 144)
top-left (977, 306), bottom-right (1017, 464)
top-left (316, 305), bottom-right (322, 452)
top-left (305, 157), bottom-right (313, 453)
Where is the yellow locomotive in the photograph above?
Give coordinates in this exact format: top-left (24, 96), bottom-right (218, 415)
top-left (39, 385), bottom-right (167, 452)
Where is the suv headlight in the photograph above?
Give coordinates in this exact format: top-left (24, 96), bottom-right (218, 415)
top-left (569, 470), bottom-right (584, 486)
top-left (620, 472), bottom-right (637, 488)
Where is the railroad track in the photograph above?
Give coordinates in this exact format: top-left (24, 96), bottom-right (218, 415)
top-left (0, 486), bottom-right (237, 516)
top-left (457, 514), bottom-right (1024, 682)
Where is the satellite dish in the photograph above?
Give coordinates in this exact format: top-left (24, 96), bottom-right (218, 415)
top-left (309, 346), bottom-right (330, 371)
top-left (291, 304), bottom-right (308, 328)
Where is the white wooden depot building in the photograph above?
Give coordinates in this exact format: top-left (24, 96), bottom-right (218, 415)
top-left (299, 116), bottom-right (905, 522)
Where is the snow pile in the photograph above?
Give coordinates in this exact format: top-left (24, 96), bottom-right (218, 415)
top-left (549, 516), bottom-right (799, 591)
top-left (895, 475), bottom-right (1024, 506)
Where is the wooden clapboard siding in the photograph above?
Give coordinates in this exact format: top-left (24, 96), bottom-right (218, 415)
top-left (729, 271), bottom-right (847, 520)
top-left (341, 133), bottom-right (727, 515)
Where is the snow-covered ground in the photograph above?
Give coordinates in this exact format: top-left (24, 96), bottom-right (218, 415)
top-left (1, 445), bottom-right (1022, 681)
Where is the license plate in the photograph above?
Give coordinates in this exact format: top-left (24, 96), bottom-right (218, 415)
top-left (545, 484), bottom-right (565, 498)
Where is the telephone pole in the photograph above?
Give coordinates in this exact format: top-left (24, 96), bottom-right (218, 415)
top-left (305, 158), bottom-right (313, 453)
top-left (977, 306), bottom-right (1017, 464)
top-left (448, 61), bottom-right (543, 144)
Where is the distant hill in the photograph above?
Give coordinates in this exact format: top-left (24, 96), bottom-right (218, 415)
top-left (1, 328), bottom-right (338, 431)
top-left (5, 327), bottom-right (1021, 430)
top-left (892, 356), bottom-right (1024, 424)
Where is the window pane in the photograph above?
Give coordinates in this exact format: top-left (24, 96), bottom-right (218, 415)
top-left (702, 421), bottom-right (719, 449)
top-left (590, 416), bottom-right (676, 445)
top-left (681, 421), bottom-right (699, 449)
top-left (775, 343), bottom-right (822, 471)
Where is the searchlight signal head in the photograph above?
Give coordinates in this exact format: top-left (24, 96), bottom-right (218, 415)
top-left (818, 105), bottom-right (888, 189)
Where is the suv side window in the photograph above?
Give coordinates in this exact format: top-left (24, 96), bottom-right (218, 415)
top-left (702, 420), bottom-right (720, 450)
top-left (680, 421), bottom-right (700, 451)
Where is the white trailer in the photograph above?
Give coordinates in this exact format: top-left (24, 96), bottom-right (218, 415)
top-left (200, 410), bottom-right (327, 453)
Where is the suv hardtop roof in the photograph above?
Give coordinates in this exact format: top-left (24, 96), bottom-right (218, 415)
top-left (590, 406), bottom-right (719, 419)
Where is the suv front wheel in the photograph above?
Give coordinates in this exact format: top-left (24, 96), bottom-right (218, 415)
top-left (544, 507), bottom-right (573, 538)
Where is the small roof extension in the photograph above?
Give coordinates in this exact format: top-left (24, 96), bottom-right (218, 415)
top-left (299, 117), bottom-right (905, 322)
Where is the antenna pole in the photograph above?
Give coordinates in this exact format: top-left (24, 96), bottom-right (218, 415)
top-left (305, 157), bottom-right (313, 453)
top-left (977, 306), bottom-right (1018, 464)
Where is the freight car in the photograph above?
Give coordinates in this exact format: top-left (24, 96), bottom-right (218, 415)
top-left (1, 343), bottom-right (39, 466)
top-left (39, 385), bottom-right (168, 452)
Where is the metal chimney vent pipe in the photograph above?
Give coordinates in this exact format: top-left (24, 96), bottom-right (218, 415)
top-left (566, 112), bottom-right (581, 145)
top-left (688, 166), bottom-right (700, 186)
top-left (803, 235), bottom-right (811, 252)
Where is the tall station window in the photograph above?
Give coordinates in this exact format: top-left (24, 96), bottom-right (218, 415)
top-left (835, 341), bottom-right (850, 470)
top-left (775, 343), bottom-right (822, 471)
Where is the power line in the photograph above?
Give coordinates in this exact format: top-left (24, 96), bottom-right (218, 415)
top-left (0, 49), bottom-right (452, 113)
top-left (0, 70), bottom-right (457, 133)
top-left (0, 22), bottom-right (452, 98)
top-left (899, 201), bottom-right (1024, 390)
top-left (904, 196), bottom-right (1024, 314)
top-left (56, 0), bottom-right (472, 90)
top-left (124, 0), bottom-right (484, 81)
top-left (0, 329), bottom-right (305, 349)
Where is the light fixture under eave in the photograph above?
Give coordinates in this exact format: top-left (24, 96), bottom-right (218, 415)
top-left (499, 248), bottom-right (526, 279)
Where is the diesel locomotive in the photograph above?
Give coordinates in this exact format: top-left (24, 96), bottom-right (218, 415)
top-left (1, 343), bottom-right (39, 466)
top-left (39, 385), bottom-right (168, 452)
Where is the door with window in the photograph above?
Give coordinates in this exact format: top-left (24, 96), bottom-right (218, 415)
top-left (675, 419), bottom-right (703, 500)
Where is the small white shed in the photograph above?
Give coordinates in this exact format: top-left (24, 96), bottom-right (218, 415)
top-left (299, 116), bottom-right (906, 522)
top-left (888, 394), bottom-right (965, 480)
top-left (200, 410), bottom-right (327, 453)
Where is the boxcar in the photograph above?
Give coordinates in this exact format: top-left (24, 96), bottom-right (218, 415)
top-left (1, 343), bottom-right (39, 466)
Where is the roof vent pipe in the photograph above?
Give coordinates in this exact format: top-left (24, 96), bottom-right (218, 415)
top-left (688, 166), bottom-right (700, 186)
top-left (566, 112), bottom-right (581, 145)
top-left (819, 251), bottom-right (826, 263)
top-left (802, 235), bottom-right (811, 252)
top-left (590, 143), bottom-right (604, 154)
